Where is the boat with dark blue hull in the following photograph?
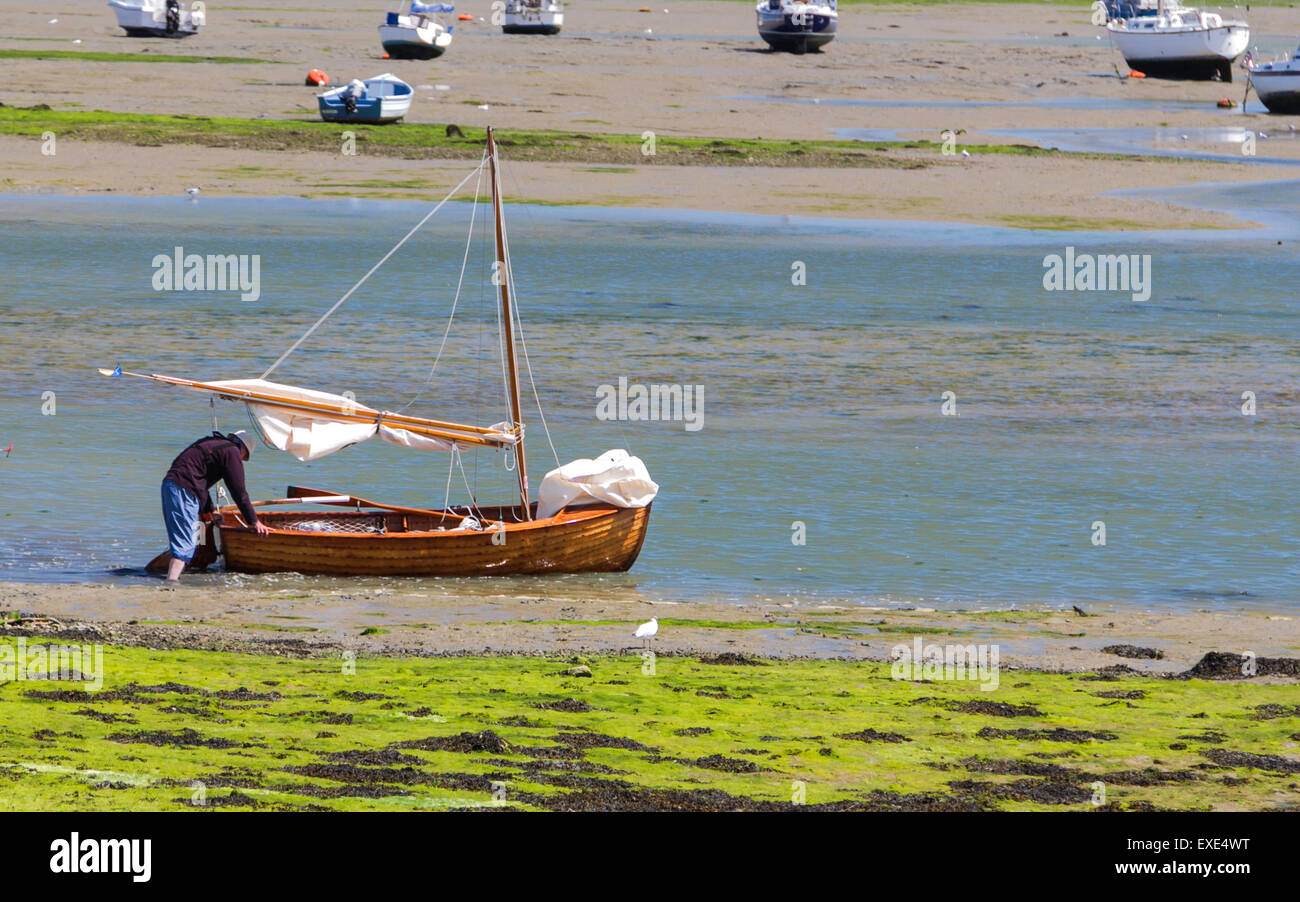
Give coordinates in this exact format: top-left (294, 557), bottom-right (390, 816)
top-left (755, 0), bottom-right (837, 53)
top-left (379, 0), bottom-right (455, 59)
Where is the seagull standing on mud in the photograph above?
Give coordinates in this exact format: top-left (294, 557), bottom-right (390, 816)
top-left (634, 617), bottom-right (658, 649)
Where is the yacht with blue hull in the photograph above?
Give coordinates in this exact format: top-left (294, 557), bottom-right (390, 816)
top-left (756, 0), bottom-right (837, 53)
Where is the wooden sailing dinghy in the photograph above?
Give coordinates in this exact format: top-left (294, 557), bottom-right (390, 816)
top-left (112, 128), bottom-right (657, 578)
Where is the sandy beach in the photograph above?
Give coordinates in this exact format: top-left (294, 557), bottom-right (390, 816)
top-left (2, 1), bottom-right (1299, 226)
top-left (3, 580), bottom-right (1297, 676)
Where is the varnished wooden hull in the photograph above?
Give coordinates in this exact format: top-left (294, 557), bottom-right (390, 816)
top-left (218, 503), bottom-right (651, 577)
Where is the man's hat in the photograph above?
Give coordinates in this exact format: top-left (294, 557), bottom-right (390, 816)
top-left (231, 430), bottom-right (254, 459)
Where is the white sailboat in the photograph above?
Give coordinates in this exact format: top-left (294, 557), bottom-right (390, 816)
top-left (1249, 43), bottom-right (1300, 113)
top-left (380, 0), bottom-right (455, 60)
top-left (108, 0), bottom-right (204, 37)
top-left (755, 0), bottom-right (837, 54)
top-left (1103, 0), bottom-right (1249, 81)
top-left (503, 0), bottom-right (564, 35)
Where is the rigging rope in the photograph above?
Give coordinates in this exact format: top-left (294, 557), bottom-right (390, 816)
top-left (260, 161), bottom-right (488, 380)
top-left (399, 147), bottom-right (489, 413)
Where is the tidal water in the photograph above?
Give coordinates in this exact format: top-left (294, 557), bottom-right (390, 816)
top-left (1, 184), bottom-right (1297, 611)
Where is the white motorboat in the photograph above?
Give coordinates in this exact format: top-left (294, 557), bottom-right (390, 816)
top-left (755, 0), bottom-right (837, 54)
top-left (1249, 43), bottom-right (1300, 114)
top-left (380, 0), bottom-right (455, 60)
top-left (108, 0), bottom-right (204, 37)
top-left (503, 0), bottom-right (563, 35)
top-left (1103, 0), bottom-right (1249, 81)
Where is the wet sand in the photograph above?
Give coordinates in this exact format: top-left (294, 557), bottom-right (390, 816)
top-left (3, 581), bottom-right (1297, 675)
top-left (2, 1), bottom-right (1299, 226)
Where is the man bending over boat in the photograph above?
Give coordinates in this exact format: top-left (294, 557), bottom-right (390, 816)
top-left (161, 430), bottom-right (269, 583)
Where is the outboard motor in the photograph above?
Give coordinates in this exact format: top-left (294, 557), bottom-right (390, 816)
top-left (166, 0), bottom-right (181, 34)
top-left (342, 79), bottom-right (366, 115)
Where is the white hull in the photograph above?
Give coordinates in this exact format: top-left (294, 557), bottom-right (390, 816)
top-left (503, 5), bottom-right (563, 33)
top-left (108, 0), bottom-right (203, 37)
top-left (755, 1), bottom-right (838, 53)
top-left (379, 17), bottom-right (453, 59)
top-left (1251, 67), bottom-right (1300, 113)
top-left (1107, 11), bottom-right (1248, 79)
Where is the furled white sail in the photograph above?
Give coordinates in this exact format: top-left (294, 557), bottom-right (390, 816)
top-left (536, 449), bottom-right (659, 520)
top-left (202, 378), bottom-right (515, 462)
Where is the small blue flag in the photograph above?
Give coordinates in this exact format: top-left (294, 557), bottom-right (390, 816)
top-left (111, 366), bottom-right (122, 377)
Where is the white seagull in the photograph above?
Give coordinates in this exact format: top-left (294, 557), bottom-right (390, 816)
top-left (185, 187), bottom-right (201, 200)
top-left (634, 617), bottom-right (658, 649)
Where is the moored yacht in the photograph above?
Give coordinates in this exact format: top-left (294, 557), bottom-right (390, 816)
top-left (379, 0), bottom-right (455, 60)
top-left (1249, 43), bottom-right (1300, 113)
top-left (755, 0), bottom-right (837, 54)
top-left (503, 0), bottom-right (563, 34)
top-left (108, 0), bottom-right (204, 37)
top-left (1103, 0), bottom-right (1249, 81)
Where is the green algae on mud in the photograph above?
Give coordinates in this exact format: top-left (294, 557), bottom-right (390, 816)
top-left (1, 640), bottom-right (1297, 812)
top-left (0, 49), bottom-right (273, 64)
top-left (0, 106), bottom-right (1149, 169)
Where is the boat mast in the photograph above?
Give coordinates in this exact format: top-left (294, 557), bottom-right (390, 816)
top-left (487, 126), bottom-right (532, 520)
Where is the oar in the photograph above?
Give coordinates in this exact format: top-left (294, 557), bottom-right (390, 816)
top-left (285, 485), bottom-right (457, 518)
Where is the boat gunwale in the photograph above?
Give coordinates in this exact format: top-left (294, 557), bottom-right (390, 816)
top-left (218, 501), bottom-right (647, 539)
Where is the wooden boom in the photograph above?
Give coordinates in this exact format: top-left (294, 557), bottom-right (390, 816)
top-left (98, 368), bottom-right (515, 448)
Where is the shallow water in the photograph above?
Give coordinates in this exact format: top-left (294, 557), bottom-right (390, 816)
top-left (838, 125), bottom-right (1300, 166)
top-left (1, 185), bottom-right (1297, 611)
top-left (732, 94), bottom-right (1248, 113)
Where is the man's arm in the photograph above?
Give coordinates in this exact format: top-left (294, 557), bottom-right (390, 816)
top-left (217, 446), bottom-right (260, 526)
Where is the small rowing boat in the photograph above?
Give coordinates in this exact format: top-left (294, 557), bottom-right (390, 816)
top-left (317, 73), bottom-right (413, 124)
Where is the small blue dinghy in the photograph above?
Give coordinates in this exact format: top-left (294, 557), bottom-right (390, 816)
top-left (317, 73), bottom-right (414, 124)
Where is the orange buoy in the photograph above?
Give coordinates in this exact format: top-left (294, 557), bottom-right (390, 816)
top-left (1127, 69), bottom-right (1146, 78)
top-left (458, 13), bottom-right (472, 19)
top-left (638, 6), bottom-right (651, 10)
top-left (304, 68), bottom-right (329, 86)
top-left (1217, 97), bottom-right (1237, 108)
top-left (382, 53), bottom-right (390, 59)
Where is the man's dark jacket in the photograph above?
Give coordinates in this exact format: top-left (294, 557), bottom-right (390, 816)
top-left (163, 433), bottom-right (259, 525)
